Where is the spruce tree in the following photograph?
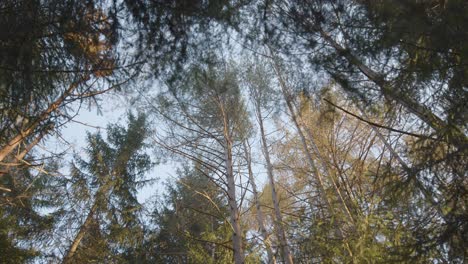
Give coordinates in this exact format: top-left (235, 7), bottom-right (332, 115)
top-left (59, 113), bottom-right (152, 263)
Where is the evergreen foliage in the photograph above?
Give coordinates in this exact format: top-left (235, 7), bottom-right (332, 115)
top-left (0, 1), bottom-right (466, 263)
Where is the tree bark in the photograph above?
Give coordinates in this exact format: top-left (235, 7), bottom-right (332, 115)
top-left (317, 28), bottom-right (467, 150)
top-left (224, 137), bottom-right (245, 264)
top-left (243, 141), bottom-right (276, 264)
top-left (0, 76), bottom-right (88, 163)
top-left (219, 101), bottom-right (245, 264)
top-left (255, 107), bottom-right (293, 264)
top-left (62, 200), bottom-right (99, 264)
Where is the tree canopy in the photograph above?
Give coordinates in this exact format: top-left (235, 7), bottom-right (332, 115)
top-left (0, 0), bottom-right (466, 263)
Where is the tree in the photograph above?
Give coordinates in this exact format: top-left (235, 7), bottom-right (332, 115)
top-left (150, 60), bottom-right (252, 264)
top-left (2, 1), bottom-right (466, 262)
top-left (142, 164), bottom-right (234, 263)
top-left (0, 2), bottom-right (250, 262)
top-left (0, 0), bottom-right (122, 166)
top-left (0, 159), bottom-right (62, 263)
top-left (59, 113), bottom-right (152, 263)
top-left (261, 0), bottom-right (466, 148)
top-left (242, 140), bottom-right (276, 264)
top-left (243, 60), bottom-right (293, 264)
top-left (123, 0), bottom-right (250, 78)
top-left (255, 1), bottom-right (467, 260)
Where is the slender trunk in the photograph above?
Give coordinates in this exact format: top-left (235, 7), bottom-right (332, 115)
top-left (217, 93), bottom-right (245, 264)
top-left (62, 176), bottom-right (109, 264)
top-left (269, 56), bottom-right (326, 198)
top-left (297, 107), bottom-right (355, 223)
top-left (0, 77), bottom-right (88, 163)
top-left (256, 109), bottom-right (293, 264)
top-left (62, 200), bottom-right (99, 264)
top-left (270, 53), bottom-right (354, 221)
top-left (269, 53), bottom-right (354, 258)
top-left (317, 28), bottom-right (467, 149)
top-left (0, 125), bottom-right (52, 177)
top-left (243, 141), bottom-right (276, 264)
top-left (211, 216), bottom-right (216, 261)
top-left (224, 138), bottom-right (244, 264)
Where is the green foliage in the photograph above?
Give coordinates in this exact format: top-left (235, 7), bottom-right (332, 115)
top-left (59, 113), bottom-right (152, 263)
top-left (0, 0), bottom-right (118, 147)
top-left (258, 1), bottom-right (467, 261)
top-left (123, 0), bottom-right (249, 80)
top-left (140, 165), bottom-right (233, 263)
top-left (1, 1), bottom-right (466, 263)
top-left (0, 158), bottom-right (62, 262)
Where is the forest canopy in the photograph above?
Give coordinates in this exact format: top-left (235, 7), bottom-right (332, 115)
top-left (0, 0), bottom-right (466, 263)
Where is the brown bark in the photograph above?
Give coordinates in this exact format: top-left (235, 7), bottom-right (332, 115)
top-left (62, 201), bottom-right (99, 264)
top-left (0, 126), bottom-right (51, 180)
top-left (0, 76), bottom-right (88, 163)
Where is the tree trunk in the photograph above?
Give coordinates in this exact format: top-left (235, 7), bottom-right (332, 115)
top-left (0, 126), bottom-right (52, 178)
top-left (317, 28), bottom-right (467, 150)
top-left (255, 108), bottom-right (293, 264)
top-left (0, 77), bottom-right (87, 163)
top-left (243, 141), bottom-right (276, 264)
top-left (62, 201), bottom-right (98, 264)
top-left (270, 53), bottom-right (355, 258)
top-left (224, 138), bottom-right (245, 264)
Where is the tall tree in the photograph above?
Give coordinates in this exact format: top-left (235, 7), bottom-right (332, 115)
top-left (59, 113), bottom-right (152, 263)
top-left (261, 0), bottom-right (467, 148)
top-left (242, 140), bottom-right (276, 264)
top-left (244, 60), bottom-right (293, 264)
top-left (142, 164), bottom-right (233, 263)
top-left (255, 1), bottom-right (467, 260)
top-left (0, 158), bottom-right (62, 263)
top-left (150, 60), bottom-right (252, 264)
top-left (123, 0), bottom-right (249, 78)
top-left (0, 0), bottom-right (122, 165)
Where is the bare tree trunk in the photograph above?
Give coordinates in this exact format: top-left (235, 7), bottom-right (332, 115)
top-left (224, 137), bottom-right (245, 264)
top-left (296, 106), bottom-right (355, 224)
top-left (62, 201), bottom-right (98, 264)
top-left (269, 53), bottom-right (355, 258)
top-left (255, 108), bottom-right (293, 264)
top-left (214, 90), bottom-right (246, 264)
top-left (269, 55), bottom-right (325, 199)
top-left (243, 141), bottom-right (276, 264)
top-left (317, 28), bottom-right (467, 149)
top-left (0, 77), bottom-right (88, 163)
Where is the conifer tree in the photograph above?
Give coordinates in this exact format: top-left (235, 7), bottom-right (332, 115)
top-left (143, 165), bottom-right (233, 263)
top-left (59, 113), bottom-right (152, 263)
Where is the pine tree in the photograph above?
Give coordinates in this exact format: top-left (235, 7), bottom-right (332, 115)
top-left (142, 165), bottom-right (233, 263)
top-left (150, 59), bottom-right (253, 263)
top-left (59, 113), bottom-right (152, 263)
